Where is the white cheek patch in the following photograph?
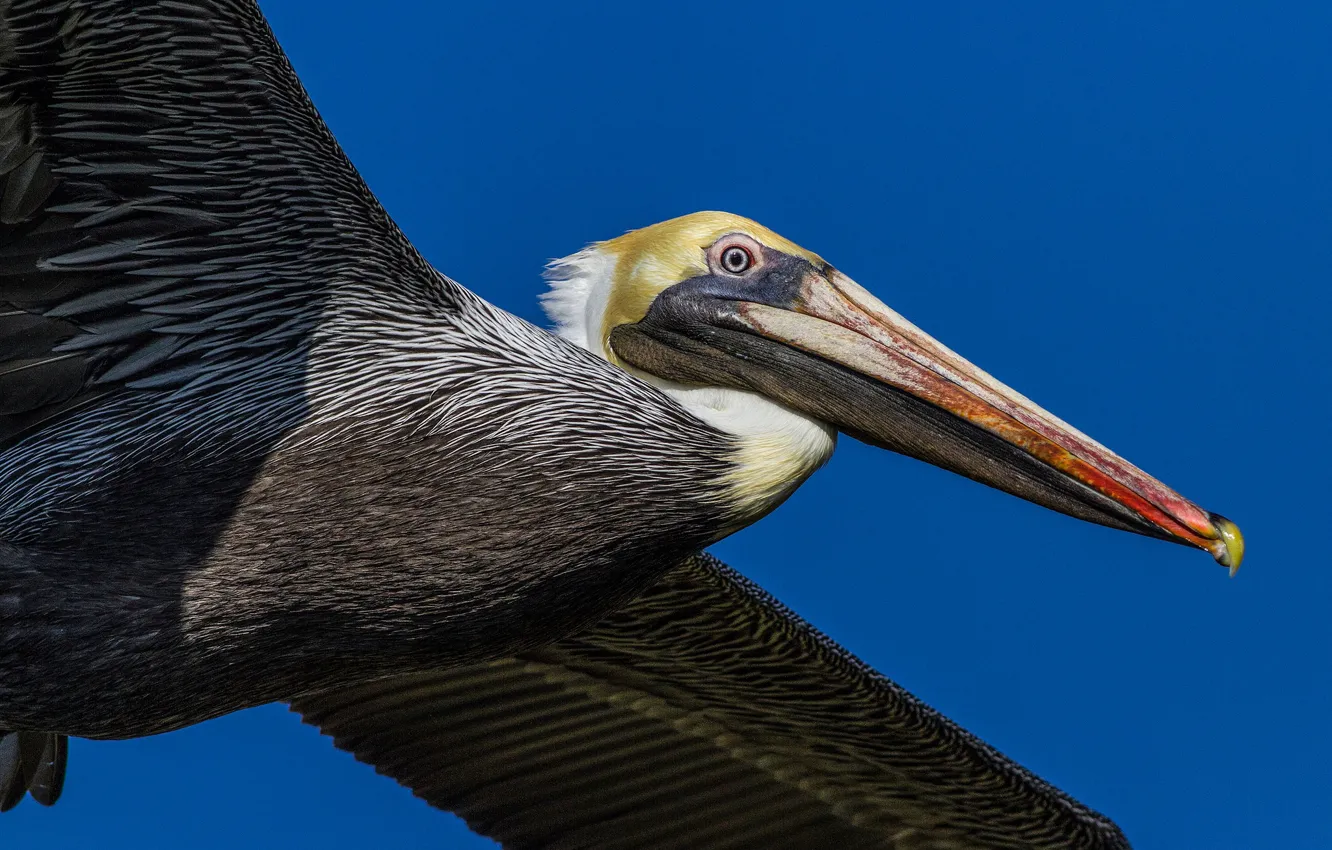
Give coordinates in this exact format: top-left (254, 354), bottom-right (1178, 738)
top-left (541, 247), bottom-right (616, 359)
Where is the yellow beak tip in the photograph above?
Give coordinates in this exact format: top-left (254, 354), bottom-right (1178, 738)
top-left (1209, 513), bottom-right (1245, 576)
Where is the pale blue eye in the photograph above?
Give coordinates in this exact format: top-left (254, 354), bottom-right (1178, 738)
top-left (721, 245), bottom-right (752, 273)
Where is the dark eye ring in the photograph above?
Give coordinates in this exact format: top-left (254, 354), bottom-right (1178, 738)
top-left (720, 245), bottom-right (753, 274)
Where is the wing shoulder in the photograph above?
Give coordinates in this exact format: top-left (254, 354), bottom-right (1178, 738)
top-left (0, 0), bottom-right (436, 451)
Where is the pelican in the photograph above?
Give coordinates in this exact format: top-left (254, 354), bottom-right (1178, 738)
top-left (0, 1), bottom-right (1242, 847)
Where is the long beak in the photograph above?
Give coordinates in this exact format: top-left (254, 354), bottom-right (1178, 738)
top-left (611, 267), bottom-right (1244, 572)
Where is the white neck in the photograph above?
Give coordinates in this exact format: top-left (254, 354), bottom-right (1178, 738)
top-left (542, 246), bottom-right (836, 519)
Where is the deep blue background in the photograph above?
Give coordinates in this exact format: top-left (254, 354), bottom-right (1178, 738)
top-left (7, 1), bottom-right (1329, 847)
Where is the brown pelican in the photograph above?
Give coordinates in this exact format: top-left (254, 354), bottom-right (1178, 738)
top-left (0, 1), bottom-right (1242, 847)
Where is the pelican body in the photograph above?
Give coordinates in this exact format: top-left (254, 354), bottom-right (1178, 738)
top-left (0, 0), bottom-right (1240, 844)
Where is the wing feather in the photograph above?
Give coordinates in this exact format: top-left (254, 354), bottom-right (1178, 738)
top-left (294, 554), bottom-right (1131, 850)
top-left (0, 731), bottom-right (65, 811)
top-left (0, 0), bottom-right (445, 809)
top-left (0, 0), bottom-right (438, 454)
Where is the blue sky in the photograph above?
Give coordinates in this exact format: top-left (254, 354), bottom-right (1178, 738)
top-left (8, 1), bottom-right (1330, 847)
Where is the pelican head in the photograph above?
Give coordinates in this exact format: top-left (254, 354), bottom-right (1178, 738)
top-left (544, 211), bottom-right (1243, 570)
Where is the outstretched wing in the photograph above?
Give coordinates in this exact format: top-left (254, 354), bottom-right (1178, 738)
top-left (294, 553), bottom-right (1131, 850)
top-left (0, 0), bottom-right (439, 457)
top-left (0, 0), bottom-right (449, 809)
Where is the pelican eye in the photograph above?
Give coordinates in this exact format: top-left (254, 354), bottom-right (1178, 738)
top-left (720, 245), bottom-right (753, 274)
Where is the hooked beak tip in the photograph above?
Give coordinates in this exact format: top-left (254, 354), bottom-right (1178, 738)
top-left (1207, 513), bottom-right (1245, 576)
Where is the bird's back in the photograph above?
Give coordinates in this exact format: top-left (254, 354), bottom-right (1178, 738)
top-left (0, 0), bottom-right (733, 740)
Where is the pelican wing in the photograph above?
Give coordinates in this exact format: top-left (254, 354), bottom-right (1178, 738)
top-left (0, 0), bottom-right (435, 453)
top-left (294, 553), bottom-right (1130, 850)
top-left (0, 0), bottom-right (446, 809)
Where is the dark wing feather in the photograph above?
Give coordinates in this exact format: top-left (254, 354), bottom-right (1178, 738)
top-left (0, 0), bottom-right (437, 452)
top-left (0, 730), bottom-right (65, 811)
top-left (294, 554), bottom-right (1131, 850)
top-left (0, 0), bottom-right (441, 810)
